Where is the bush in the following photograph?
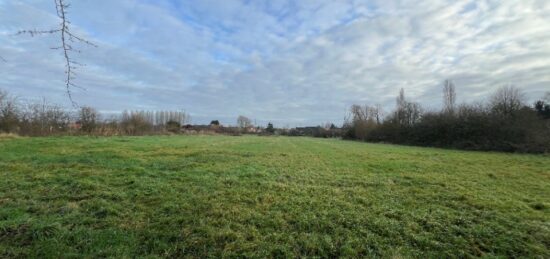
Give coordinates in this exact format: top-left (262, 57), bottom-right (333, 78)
top-left (120, 111), bottom-right (153, 135)
top-left (346, 86), bottom-right (550, 153)
top-left (165, 120), bottom-right (181, 133)
top-left (265, 123), bottom-right (275, 134)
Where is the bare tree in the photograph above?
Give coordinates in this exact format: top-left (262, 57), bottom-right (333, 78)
top-left (19, 97), bottom-right (70, 136)
top-left (120, 111), bottom-right (153, 135)
top-left (405, 102), bottom-right (423, 126)
top-left (490, 85), bottom-right (525, 116)
top-left (0, 90), bottom-right (6, 103)
top-left (397, 88), bottom-right (406, 111)
top-left (152, 110), bottom-right (188, 127)
top-left (0, 90), bottom-right (20, 133)
top-left (18, 0), bottom-right (96, 105)
top-left (237, 115), bottom-right (252, 128)
top-left (79, 106), bottom-right (99, 133)
top-left (347, 104), bottom-right (380, 140)
top-left (395, 88), bottom-right (407, 125)
top-left (349, 104), bottom-right (383, 127)
top-left (443, 79), bottom-right (456, 114)
top-left (350, 105), bottom-right (368, 123)
top-left (368, 104), bottom-right (384, 124)
top-left (394, 88), bottom-right (422, 126)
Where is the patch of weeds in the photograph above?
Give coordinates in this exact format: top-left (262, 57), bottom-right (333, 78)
top-left (529, 202), bottom-right (547, 211)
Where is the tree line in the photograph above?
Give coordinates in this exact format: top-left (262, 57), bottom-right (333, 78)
top-left (2, 85), bottom-right (549, 153)
top-left (0, 89), bottom-right (269, 136)
top-left (0, 90), bottom-right (189, 136)
top-left (343, 82), bottom-right (550, 153)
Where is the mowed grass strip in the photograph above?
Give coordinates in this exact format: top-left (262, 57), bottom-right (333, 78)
top-left (0, 135), bottom-right (549, 258)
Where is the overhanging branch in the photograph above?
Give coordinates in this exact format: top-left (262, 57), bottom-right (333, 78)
top-left (17, 0), bottom-right (96, 106)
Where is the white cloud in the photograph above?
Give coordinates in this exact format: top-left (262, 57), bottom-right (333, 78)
top-left (0, 0), bottom-right (549, 126)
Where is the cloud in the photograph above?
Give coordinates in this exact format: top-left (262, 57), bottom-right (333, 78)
top-left (0, 0), bottom-right (549, 126)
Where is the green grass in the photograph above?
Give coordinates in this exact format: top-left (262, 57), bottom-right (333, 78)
top-left (0, 135), bottom-right (549, 258)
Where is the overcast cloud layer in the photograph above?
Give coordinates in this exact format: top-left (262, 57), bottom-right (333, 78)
top-left (1, 0), bottom-right (549, 126)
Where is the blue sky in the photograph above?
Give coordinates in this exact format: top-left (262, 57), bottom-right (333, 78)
top-left (1, 0), bottom-right (549, 126)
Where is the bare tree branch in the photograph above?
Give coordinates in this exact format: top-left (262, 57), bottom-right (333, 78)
top-left (18, 0), bottom-right (96, 107)
top-left (0, 56), bottom-right (6, 62)
top-left (16, 29), bottom-right (61, 36)
top-left (443, 79), bottom-right (456, 114)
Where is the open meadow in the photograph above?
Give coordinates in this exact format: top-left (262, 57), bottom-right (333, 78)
top-left (0, 135), bottom-right (549, 257)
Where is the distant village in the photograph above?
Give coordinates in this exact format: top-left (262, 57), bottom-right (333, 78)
top-left (180, 121), bottom-right (342, 138)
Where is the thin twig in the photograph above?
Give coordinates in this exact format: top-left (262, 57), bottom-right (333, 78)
top-left (16, 29), bottom-right (61, 36)
top-left (18, 0), bottom-right (96, 107)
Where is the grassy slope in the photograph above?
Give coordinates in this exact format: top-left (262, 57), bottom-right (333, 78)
top-left (0, 135), bottom-right (548, 258)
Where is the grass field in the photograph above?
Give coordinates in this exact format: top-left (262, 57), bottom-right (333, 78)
top-left (0, 135), bottom-right (549, 258)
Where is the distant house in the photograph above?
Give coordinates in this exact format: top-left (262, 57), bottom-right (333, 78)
top-left (182, 124), bottom-right (225, 134)
top-left (69, 121), bottom-right (82, 130)
top-left (244, 125), bottom-right (259, 133)
top-left (295, 126), bottom-right (321, 136)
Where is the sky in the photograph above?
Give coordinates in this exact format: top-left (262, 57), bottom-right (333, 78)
top-left (0, 0), bottom-right (549, 126)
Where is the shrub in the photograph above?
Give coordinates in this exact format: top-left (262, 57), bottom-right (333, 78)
top-left (165, 120), bottom-right (181, 133)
